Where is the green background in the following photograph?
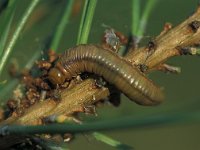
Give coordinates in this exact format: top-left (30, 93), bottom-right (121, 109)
top-left (0, 0), bottom-right (200, 149)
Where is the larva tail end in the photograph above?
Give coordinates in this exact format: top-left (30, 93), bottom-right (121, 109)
top-left (133, 90), bottom-right (165, 106)
top-left (144, 91), bottom-right (165, 106)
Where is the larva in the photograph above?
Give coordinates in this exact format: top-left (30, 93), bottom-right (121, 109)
top-left (48, 44), bottom-right (164, 105)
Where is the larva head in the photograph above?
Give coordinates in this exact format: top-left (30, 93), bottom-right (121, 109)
top-left (48, 68), bottom-right (65, 85)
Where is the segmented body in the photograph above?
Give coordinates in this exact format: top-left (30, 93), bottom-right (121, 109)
top-left (48, 44), bottom-right (164, 105)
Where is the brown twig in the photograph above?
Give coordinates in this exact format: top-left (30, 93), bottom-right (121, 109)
top-left (0, 79), bottom-right (109, 148)
top-left (125, 7), bottom-right (200, 71)
top-left (1, 79), bottom-right (109, 125)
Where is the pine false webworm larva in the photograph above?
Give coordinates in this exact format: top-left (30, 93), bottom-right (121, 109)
top-left (48, 44), bottom-right (164, 106)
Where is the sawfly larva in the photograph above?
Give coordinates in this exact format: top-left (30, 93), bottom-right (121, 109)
top-left (48, 45), bottom-right (164, 105)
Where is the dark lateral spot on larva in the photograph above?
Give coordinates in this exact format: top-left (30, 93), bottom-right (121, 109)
top-left (189, 20), bottom-right (200, 32)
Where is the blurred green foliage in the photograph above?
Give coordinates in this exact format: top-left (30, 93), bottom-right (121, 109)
top-left (0, 0), bottom-right (200, 149)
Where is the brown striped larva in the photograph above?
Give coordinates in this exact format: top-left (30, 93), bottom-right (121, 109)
top-left (48, 45), bottom-right (164, 105)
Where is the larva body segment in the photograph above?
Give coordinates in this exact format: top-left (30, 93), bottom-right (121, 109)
top-left (48, 44), bottom-right (164, 105)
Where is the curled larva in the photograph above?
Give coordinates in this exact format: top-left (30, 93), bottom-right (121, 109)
top-left (48, 44), bottom-right (164, 105)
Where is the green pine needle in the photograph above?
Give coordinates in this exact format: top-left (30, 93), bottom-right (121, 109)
top-left (136, 0), bottom-right (158, 37)
top-left (76, 0), bottom-right (97, 44)
top-left (50, 0), bottom-right (74, 51)
top-left (76, 0), bottom-right (89, 45)
top-left (1, 110), bottom-right (200, 135)
top-left (0, 0), bottom-right (40, 78)
top-left (0, 0), bottom-right (17, 58)
top-left (131, 0), bottom-right (140, 36)
top-left (93, 132), bottom-right (133, 150)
